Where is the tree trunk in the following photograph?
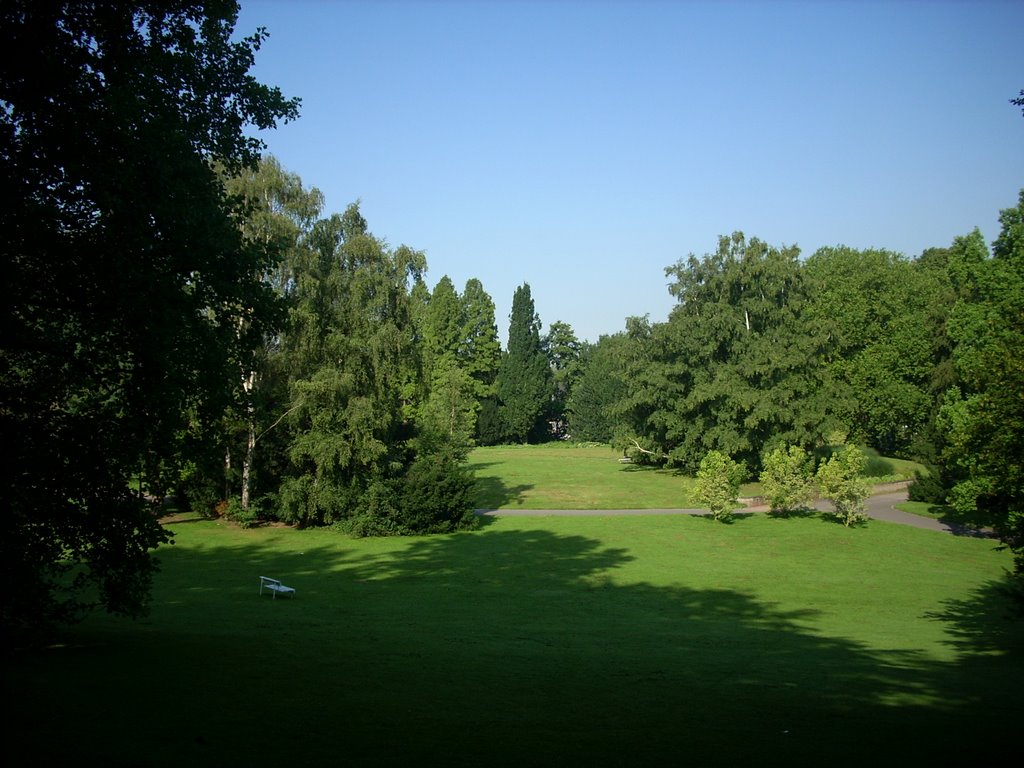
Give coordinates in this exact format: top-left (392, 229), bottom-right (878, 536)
top-left (240, 367), bottom-right (257, 510)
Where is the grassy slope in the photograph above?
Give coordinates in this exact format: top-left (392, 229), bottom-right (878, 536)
top-left (6, 510), bottom-right (1021, 767)
top-left (469, 443), bottom-right (699, 509)
top-left (468, 443), bottom-right (922, 510)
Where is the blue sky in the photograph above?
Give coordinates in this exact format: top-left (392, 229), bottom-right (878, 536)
top-left (236, 0), bottom-right (1023, 344)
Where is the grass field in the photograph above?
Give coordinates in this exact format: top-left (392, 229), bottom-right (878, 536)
top-left (6, 500), bottom-right (1022, 766)
top-left (468, 443), bottom-right (700, 509)
top-left (897, 500), bottom-right (1001, 530)
top-left (467, 443), bottom-right (921, 510)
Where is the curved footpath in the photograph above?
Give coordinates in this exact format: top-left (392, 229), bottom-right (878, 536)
top-left (477, 487), bottom-right (995, 538)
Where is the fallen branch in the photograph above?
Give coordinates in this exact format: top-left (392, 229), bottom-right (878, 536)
top-left (630, 438), bottom-right (666, 458)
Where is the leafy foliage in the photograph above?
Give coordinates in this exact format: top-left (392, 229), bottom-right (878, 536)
top-left (567, 334), bottom-right (628, 442)
top-left (759, 445), bottom-right (815, 515)
top-left (816, 446), bottom-right (870, 527)
top-left (0, 0), bottom-right (297, 633)
top-left (938, 193), bottom-right (1024, 572)
top-left (418, 357), bottom-right (479, 459)
top-left (496, 283), bottom-right (552, 442)
top-left (804, 247), bottom-right (946, 457)
top-left (694, 451), bottom-right (746, 522)
top-left (543, 320), bottom-right (583, 434)
top-left (276, 205), bottom-right (424, 526)
top-left (458, 278), bottom-right (502, 402)
top-left (617, 233), bottom-right (828, 473)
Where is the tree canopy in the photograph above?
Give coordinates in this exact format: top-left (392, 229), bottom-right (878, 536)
top-left (496, 283), bottom-right (552, 443)
top-left (615, 233), bottom-right (828, 473)
top-left (0, 0), bottom-right (299, 634)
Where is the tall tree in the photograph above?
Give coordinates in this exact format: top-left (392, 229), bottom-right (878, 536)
top-left (804, 246), bottom-right (943, 456)
top-left (458, 278), bottom-right (502, 399)
top-left (567, 334), bottom-right (628, 443)
top-left (277, 204), bottom-right (425, 526)
top-left (496, 283), bottom-right (552, 443)
top-left (418, 357), bottom-right (479, 459)
top-left (224, 155), bottom-right (323, 512)
top-left (422, 275), bottom-right (462, 373)
top-left (619, 233), bottom-right (828, 473)
top-left (0, 0), bottom-right (298, 633)
top-left (543, 320), bottom-right (583, 435)
top-left (458, 278), bottom-right (502, 444)
top-left (939, 194), bottom-right (1024, 573)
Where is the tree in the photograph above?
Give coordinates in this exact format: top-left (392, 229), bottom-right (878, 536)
top-left (543, 320), bottom-right (582, 437)
top-left (496, 283), bottom-right (552, 442)
top-left (759, 445), bottom-right (815, 515)
top-left (457, 278), bottom-right (502, 444)
top-left (938, 192), bottom-right (1024, 572)
top-left (0, 1), bottom-right (298, 634)
top-left (458, 278), bottom-right (502, 399)
top-left (620, 233), bottom-right (828, 473)
top-left (422, 275), bottom-right (462, 373)
top-left (567, 334), bottom-right (628, 443)
top-left (804, 246), bottom-right (944, 457)
top-left (277, 205), bottom-right (425, 526)
top-left (417, 356), bottom-right (479, 459)
top-left (816, 446), bottom-right (870, 527)
top-left (224, 155), bottom-right (324, 513)
top-left (694, 451), bottom-right (745, 522)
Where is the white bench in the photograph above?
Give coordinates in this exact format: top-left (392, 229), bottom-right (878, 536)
top-left (259, 576), bottom-right (295, 600)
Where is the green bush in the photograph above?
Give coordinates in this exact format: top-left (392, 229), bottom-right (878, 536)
top-left (694, 451), bottom-right (746, 522)
top-left (175, 460), bottom-right (221, 518)
top-left (860, 447), bottom-right (896, 478)
top-left (908, 465), bottom-right (946, 504)
top-left (759, 445), bottom-right (814, 515)
top-left (817, 445), bottom-right (870, 527)
top-left (398, 452), bottom-right (479, 534)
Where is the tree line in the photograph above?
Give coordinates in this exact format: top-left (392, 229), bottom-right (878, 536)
top-left (209, 160), bottom-right (574, 535)
top-left (565, 200), bottom-right (1023, 577)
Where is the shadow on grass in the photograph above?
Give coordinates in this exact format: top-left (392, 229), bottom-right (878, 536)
top-left (471, 474), bottom-right (533, 509)
top-left (765, 506), bottom-right (821, 520)
top-left (617, 462), bottom-right (673, 474)
top-left (6, 523), bottom-right (1023, 767)
top-left (927, 504), bottom-right (1000, 537)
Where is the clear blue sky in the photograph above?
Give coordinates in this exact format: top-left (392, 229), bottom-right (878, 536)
top-left (236, 0), bottom-right (1023, 344)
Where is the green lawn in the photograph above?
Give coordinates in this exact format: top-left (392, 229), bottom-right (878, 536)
top-left (897, 500), bottom-right (1001, 530)
top-left (6, 508), bottom-right (1021, 766)
top-left (467, 443), bottom-right (921, 509)
top-left (469, 443), bottom-right (700, 509)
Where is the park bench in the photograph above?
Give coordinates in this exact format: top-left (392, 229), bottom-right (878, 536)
top-left (259, 576), bottom-right (295, 600)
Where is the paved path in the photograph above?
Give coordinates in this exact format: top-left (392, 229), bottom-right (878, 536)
top-left (477, 487), bottom-right (995, 538)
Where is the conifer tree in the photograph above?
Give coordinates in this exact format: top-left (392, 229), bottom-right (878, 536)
top-left (496, 283), bottom-right (552, 443)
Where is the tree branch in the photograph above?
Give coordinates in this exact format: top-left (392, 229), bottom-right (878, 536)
top-left (630, 438), bottom-right (666, 458)
top-left (256, 402), bottom-right (303, 443)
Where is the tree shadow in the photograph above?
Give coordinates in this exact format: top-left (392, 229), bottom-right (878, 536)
top-left (923, 504), bottom-right (999, 538)
top-left (6, 522), bottom-right (1021, 767)
top-left (471, 473), bottom-right (533, 510)
top-left (925, 574), bottom-right (1024, 656)
top-left (765, 505), bottom-right (821, 520)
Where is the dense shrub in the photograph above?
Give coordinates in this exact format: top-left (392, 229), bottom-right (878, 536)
top-left (224, 498), bottom-right (261, 529)
top-left (398, 452), bottom-right (479, 533)
top-left (694, 451), bottom-right (746, 522)
top-left (817, 445), bottom-right (870, 527)
top-left (759, 445), bottom-right (815, 515)
top-left (176, 460), bottom-right (222, 518)
top-left (908, 466), bottom-right (946, 503)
